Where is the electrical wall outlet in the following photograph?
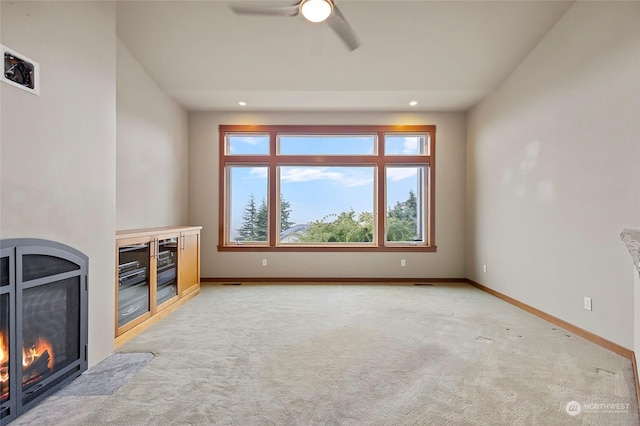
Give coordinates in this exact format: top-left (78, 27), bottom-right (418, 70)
top-left (584, 297), bottom-right (592, 311)
top-left (401, 259), bottom-right (406, 267)
top-left (262, 258), bottom-right (268, 266)
top-left (483, 265), bottom-right (487, 274)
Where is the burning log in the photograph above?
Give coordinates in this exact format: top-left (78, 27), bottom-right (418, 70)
top-left (0, 362), bottom-right (7, 403)
top-left (0, 361), bottom-right (7, 382)
top-left (23, 349), bottom-right (50, 382)
top-left (0, 331), bottom-right (8, 402)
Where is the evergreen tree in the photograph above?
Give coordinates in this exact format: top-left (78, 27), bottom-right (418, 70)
top-left (237, 195), bottom-right (295, 241)
top-left (255, 198), bottom-right (268, 241)
top-left (280, 194), bottom-right (293, 232)
top-left (386, 190), bottom-right (418, 241)
top-left (405, 190), bottom-right (418, 231)
top-left (237, 195), bottom-right (260, 241)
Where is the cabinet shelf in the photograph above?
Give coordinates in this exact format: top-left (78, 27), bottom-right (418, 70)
top-left (118, 244), bottom-right (148, 253)
top-left (119, 268), bottom-right (147, 286)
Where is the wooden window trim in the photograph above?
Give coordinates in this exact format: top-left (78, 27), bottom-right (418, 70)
top-left (218, 125), bottom-right (436, 252)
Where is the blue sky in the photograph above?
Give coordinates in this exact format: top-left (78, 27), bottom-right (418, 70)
top-left (228, 135), bottom-right (425, 236)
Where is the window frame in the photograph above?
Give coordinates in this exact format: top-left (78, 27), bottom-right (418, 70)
top-left (218, 125), bottom-right (436, 252)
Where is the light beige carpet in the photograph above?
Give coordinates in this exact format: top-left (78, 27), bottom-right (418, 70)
top-left (14, 283), bottom-right (640, 425)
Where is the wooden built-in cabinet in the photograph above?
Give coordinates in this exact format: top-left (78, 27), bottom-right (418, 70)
top-left (115, 226), bottom-right (201, 346)
top-left (179, 228), bottom-right (201, 298)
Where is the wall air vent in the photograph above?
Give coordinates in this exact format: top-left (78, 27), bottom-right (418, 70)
top-left (1, 44), bottom-right (39, 95)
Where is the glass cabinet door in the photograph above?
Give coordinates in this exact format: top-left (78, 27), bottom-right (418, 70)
top-left (117, 243), bottom-right (150, 327)
top-left (156, 237), bottom-right (178, 306)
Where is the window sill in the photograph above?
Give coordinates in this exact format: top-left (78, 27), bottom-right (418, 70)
top-left (217, 245), bottom-right (437, 252)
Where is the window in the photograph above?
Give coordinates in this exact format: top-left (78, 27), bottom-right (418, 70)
top-left (219, 125), bottom-right (436, 252)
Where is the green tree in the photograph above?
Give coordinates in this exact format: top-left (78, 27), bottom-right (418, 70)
top-left (386, 216), bottom-right (413, 241)
top-left (255, 198), bottom-right (268, 241)
top-left (301, 209), bottom-right (373, 243)
top-left (405, 190), bottom-right (417, 229)
top-left (236, 194), bottom-right (293, 241)
top-left (238, 195), bottom-right (295, 242)
top-left (237, 195), bottom-right (264, 241)
top-left (280, 194), bottom-right (293, 232)
top-left (386, 190), bottom-right (418, 241)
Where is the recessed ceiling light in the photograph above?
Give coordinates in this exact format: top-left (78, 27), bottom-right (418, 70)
top-left (238, 101), bottom-right (247, 106)
top-left (409, 101), bottom-right (418, 106)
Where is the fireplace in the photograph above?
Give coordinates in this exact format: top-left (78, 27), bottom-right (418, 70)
top-left (0, 239), bottom-right (88, 423)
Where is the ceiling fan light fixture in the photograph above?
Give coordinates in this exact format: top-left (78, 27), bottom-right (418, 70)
top-left (301, 0), bottom-right (333, 23)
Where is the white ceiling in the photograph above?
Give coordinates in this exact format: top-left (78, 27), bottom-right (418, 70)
top-left (116, 0), bottom-right (573, 112)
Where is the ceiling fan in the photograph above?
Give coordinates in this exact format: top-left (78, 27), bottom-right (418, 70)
top-left (228, 0), bottom-right (360, 51)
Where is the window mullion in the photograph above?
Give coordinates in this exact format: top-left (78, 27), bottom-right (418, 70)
top-left (223, 155), bottom-right (271, 163)
top-left (269, 132), bottom-right (278, 246)
top-left (377, 131), bottom-right (386, 248)
top-left (220, 164), bottom-right (229, 247)
top-left (275, 155), bottom-right (377, 165)
top-left (384, 155), bottom-right (430, 164)
top-left (219, 129), bottom-right (228, 248)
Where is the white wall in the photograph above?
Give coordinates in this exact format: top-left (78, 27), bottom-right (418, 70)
top-left (635, 270), bottom-right (640, 371)
top-left (116, 38), bottom-right (188, 229)
top-left (1, 1), bottom-right (116, 366)
top-left (190, 111), bottom-right (466, 279)
top-left (467, 1), bottom-right (640, 348)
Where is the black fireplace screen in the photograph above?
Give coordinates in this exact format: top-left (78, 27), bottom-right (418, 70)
top-left (0, 251), bottom-right (13, 421)
top-left (0, 239), bottom-right (88, 423)
top-left (0, 293), bottom-right (9, 406)
top-left (21, 276), bottom-right (81, 404)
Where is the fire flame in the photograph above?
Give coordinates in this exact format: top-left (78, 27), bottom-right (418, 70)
top-left (0, 331), bottom-right (55, 396)
top-left (0, 332), bottom-right (6, 365)
top-left (1, 331), bottom-right (8, 400)
top-left (22, 337), bottom-right (54, 369)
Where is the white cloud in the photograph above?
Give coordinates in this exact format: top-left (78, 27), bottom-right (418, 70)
top-left (342, 176), bottom-right (375, 187)
top-left (280, 167), bottom-right (373, 187)
top-left (251, 166), bottom-right (414, 185)
top-left (280, 167), bottom-right (340, 182)
top-left (387, 168), bottom-right (417, 181)
top-left (248, 167), bottom-right (268, 179)
top-left (239, 136), bottom-right (264, 146)
top-left (403, 137), bottom-right (420, 155)
top-left (385, 136), bottom-right (423, 155)
top-left (229, 136), bottom-right (267, 153)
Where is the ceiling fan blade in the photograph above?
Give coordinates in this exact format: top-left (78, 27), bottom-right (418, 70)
top-left (228, 2), bottom-right (300, 17)
top-left (326, 4), bottom-right (360, 51)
